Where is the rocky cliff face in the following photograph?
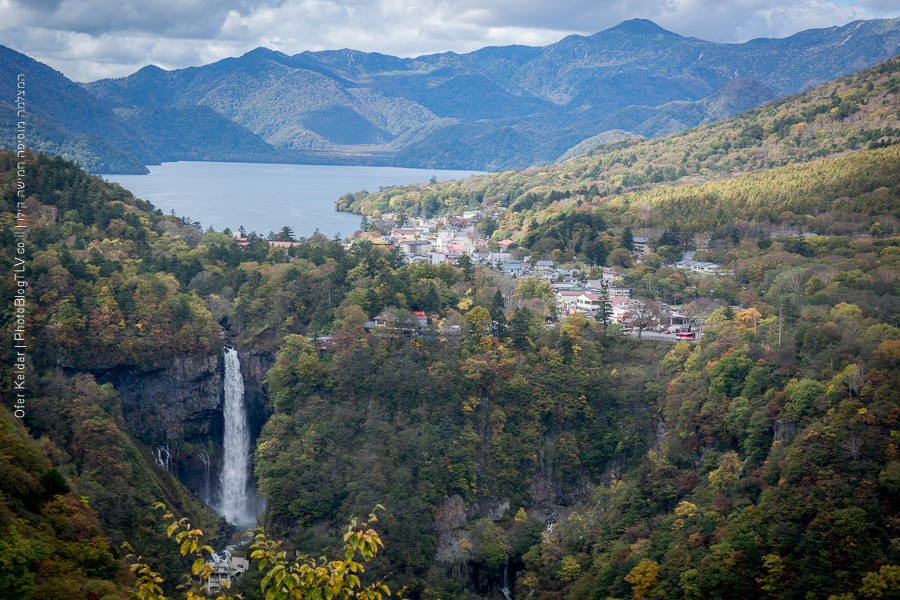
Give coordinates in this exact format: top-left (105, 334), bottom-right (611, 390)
top-left (239, 350), bottom-right (273, 441)
top-left (97, 348), bottom-right (273, 505)
top-left (101, 353), bottom-right (222, 443)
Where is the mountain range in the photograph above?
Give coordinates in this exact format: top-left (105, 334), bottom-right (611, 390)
top-left (336, 55), bottom-right (900, 244)
top-left (2, 17), bottom-right (898, 173)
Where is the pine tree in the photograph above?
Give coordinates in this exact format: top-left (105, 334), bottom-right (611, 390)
top-left (621, 226), bottom-right (635, 251)
top-left (490, 289), bottom-right (507, 338)
top-left (509, 307), bottom-right (535, 351)
top-left (595, 287), bottom-right (612, 334)
top-left (458, 254), bottom-right (474, 281)
top-left (275, 225), bottom-right (295, 242)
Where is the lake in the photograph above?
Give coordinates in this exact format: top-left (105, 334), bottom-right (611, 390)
top-left (103, 162), bottom-right (483, 238)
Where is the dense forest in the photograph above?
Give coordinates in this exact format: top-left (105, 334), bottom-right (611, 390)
top-left (0, 53), bottom-right (898, 600)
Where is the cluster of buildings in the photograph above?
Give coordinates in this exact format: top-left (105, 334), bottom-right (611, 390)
top-left (375, 218), bottom-right (722, 276)
top-left (239, 213), bottom-right (725, 285)
top-left (204, 548), bottom-right (250, 594)
top-left (355, 216), bottom-right (717, 333)
top-left (240, 213), bottom-right (720, 335)
top-left (370, 214), bottom-right (506, 265)
top-left (549, 274), bottom-right (695, 331)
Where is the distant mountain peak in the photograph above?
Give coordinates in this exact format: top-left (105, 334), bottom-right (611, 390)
top-left (240, 47), bottom-right (290, 61)
top-left (133, 64), bottom-right (167, 77)
top-left (601, 19), bottom-right (680, 37)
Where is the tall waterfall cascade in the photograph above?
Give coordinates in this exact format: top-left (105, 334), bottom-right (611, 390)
top-left (219, 347), bottom-right (254, 527)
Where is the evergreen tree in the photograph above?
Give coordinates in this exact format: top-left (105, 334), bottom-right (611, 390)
top-left (274, 225), bottom-right (295, 242)
top-left (658, 224), bottom-right (682, 248)
top-left (595, 287), bottom-right (612, 334)
top-left (458, 254), bottom-right (475, 281)
top-left (621, 226), bottom-right (635, 251)
top-left (509, 307), bottom-right (535, 351)
top-left (780, 297), bottom-right (800, 326)
top-left (389, 246), bottom-right (405, 268)
top-left (490, 289), bottom-right (508, 338)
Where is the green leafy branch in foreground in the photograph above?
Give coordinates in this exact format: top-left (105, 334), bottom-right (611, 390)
top-left (124, 503), bottom-right (396, 600)
top-left (123, 502), bottom-right (227, 600)
top-left (250, 505), bottom-right (393, 600)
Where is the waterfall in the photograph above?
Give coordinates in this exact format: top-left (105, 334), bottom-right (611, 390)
top-left (219, 347), bottom-right (253, 527)
top-left (500, 556), bottom-right (512, 600)
top-left (155, 443), bottom-right (171, 472)
top-left (198, 445), bottom-right (212, 504)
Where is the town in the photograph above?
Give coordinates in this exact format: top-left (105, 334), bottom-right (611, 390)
top-left (356, 211), bottom-right (728, 338)
top-left (243, 209), bottom-right (736, 340)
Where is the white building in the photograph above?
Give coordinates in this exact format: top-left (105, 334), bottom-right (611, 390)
top-left (576, 292), bottom-right (605, 314)
top-left (556, 290), bottom-right (583, 313)
top-left (609, 297), bottom-right (634, 324)
top-left (674, 259), bottom-right (723, 275)
top-left (205, 551), bottom-right (250, 594)
top-left (400, 239), bottom-right (432, 254)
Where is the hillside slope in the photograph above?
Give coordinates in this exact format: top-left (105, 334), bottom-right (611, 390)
top-left (0, 45), bottom-right (154, 173)
top-left (336, 56), bottom-right (900, 246)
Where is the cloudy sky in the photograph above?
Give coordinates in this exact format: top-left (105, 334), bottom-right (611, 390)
top-left (1, 0), bottom-right (898, 82)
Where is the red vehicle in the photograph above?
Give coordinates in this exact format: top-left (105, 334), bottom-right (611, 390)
top-left (675, 331), bottom-right (697, 340)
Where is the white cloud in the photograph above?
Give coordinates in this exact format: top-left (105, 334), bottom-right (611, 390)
top-left (0, 0), bottom-right (895, 81)
top-left (857, 0), bottom-right (900, 12)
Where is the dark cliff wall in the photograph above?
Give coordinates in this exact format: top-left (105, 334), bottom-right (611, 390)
top-left (97, 348), bottom-right (274, 505)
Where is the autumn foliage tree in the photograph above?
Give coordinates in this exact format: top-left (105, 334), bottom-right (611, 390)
top-left (128, 505), bottom-right (396, 600)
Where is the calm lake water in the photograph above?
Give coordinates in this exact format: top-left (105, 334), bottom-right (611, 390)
top-left (103, 162), bottom-right (482, 238)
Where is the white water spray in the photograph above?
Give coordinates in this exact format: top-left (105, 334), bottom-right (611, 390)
top-left (219, 347), bottom-right (254, 527)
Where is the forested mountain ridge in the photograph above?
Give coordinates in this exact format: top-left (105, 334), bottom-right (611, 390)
top-left (81, 17), bottom-right (900, 171)
top-left (0, 45), bottom-right (281, 175)
top-left (2, 17), bottom-right (897, 173)
top-left (0, 45), bottom-right (154, 174)
top-left (336, 55), bottom-right (900, 249)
